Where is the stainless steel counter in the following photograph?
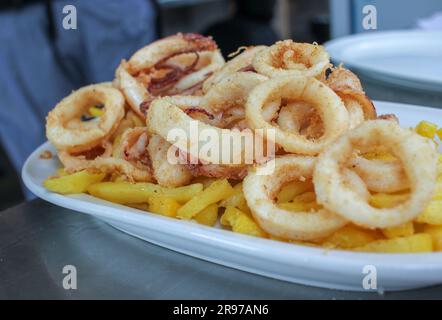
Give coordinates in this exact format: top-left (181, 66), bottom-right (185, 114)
top-left (1, 199), bottom-right (441, 299)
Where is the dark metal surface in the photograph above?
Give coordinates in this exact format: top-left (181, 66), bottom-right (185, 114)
top-left (0, 199), bottom-right (441, 299)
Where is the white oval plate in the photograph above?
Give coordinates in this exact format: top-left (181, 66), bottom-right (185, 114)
top-left (325, 31), bottom-right (442, 92)
top-left (22, 101), bottom-right (442, 292)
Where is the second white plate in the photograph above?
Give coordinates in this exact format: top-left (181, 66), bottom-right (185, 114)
top-left (325, 30), bottom-right (442, 92)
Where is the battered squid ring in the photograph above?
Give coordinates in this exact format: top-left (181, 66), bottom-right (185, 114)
top-left (252, 40), bottom-right (330, 78)
top-left (115, 33), bottom-right (224, 118)
top-left (146, 96), bottom-right (248, 165)
top-left (246, 76), bottom-right (349, 155)
top-left (147, 134), bottom-right (193, 187)
top-left (46, 83), bottom-right (125, 153)
top-left (314, 120), bottom-right (438, 229)
top-left (326, 66), bottom-right (377, 122)
top-left (243, 155), bottom-right (347, 241)
top-left (349, 156), bottom-right (409, 193)
top-left (89, 127), bottom-right (153, 182)
top-left (201, 72), bottom-right (268, 113)
top-left (202, 46), bottom-right (266, 92)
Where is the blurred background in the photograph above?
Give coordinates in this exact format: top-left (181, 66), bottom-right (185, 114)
top-left (1, 0), bottom-right (441, 210)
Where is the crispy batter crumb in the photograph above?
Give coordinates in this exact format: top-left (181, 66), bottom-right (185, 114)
top-left (39, 150), bottom-right (53, 159)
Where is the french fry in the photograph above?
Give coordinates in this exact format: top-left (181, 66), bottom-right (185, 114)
top-left (219, 183), bottom-right (250, 214)
top-left (369, 193), bottom-right (409, 209)
top-left (221, 206), bottom-right (267, 238)
top-left (382, 221), bottom-right (414, 239)
top-left (148, 196), bottom-right (180, 217)
top-left (194, 204), bottom-right (219, 226)
top-left (423, 225), bottom-right (442, 251)
top-left (321, 225), bottom-right (379, 249)
top-left (191, 177), bottom-right (218, 189)
top-left (44, 170), bottom-right (105, 194)
top-left (177, 179), bottom-right (233, 220)
top-left (276, 180), bottom-right (313, 203)
top-left (437, 128), bottom-right (442, 141)
top-left (87, 181), bottom-right (203, 204)
top-left (415, 120), bottom-right (438, 139)
top-left (354, 233), bottom-right (433, 253)
top-left (416, 200), bottom-right (442, 225)
top-left (127, 203), bottom-right (150, 211)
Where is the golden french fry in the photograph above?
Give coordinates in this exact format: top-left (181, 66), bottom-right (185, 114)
top-left (354, 233), bottom-right (433, 253)
top-left (276, 180), bottom-right (313, 203)
top-left (194, 204), bottom-right (219, 226)
top-left (219, 183), bottom-right (250, 214)
top-left (44, 170), bottom-right (105, 194)
top-left (148, 196), bottom-right (180, 217)
top-left (127, 203), bottom-right (150, 211)
top-left (369, 193), bottom-right (409, 209)
top-left (415, 120), bottom-right (438, 139)
top-left (222, 206), bottom-right (267, 238)
top-left (177, 179), bottom-right (233, 220)
top-left (416, 200), bottom-right (442, 225)
top-left (321, 225), bottom-right (379, 249)
top-left (423, 225), bottom-right (442, 251)
top-left (382, 221), bottom-right (414, 239)
top-left (87, 181), bottom-right (203, 204)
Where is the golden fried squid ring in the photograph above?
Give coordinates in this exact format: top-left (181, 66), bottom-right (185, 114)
top-left (243, 155), bottom-right (347, 241)
top-left (58, 142), bottom-right (113, 172)
top-left (90, 127), bottom-right (153, 182)
top-left (202, 46), bottom-right (266, 92)
top-left (252, 40), bottom-right (329, 78)
top-left (201, 72), bottom-right (268, 113)
top-left (147, 134), bottom-right (192, 187)
top-left (246, 76), bottom-right (349, 155)
top-left (115, 33), bottom-right (224, 119)
top-left (276, 101), bottom-right (324, 140)
top-left (326, 66), bottom-right (377, 123)
top-left (314, 120), bottom-right (438, 229)
top-left (349, 156), bottom-right (409, 193)
top-left (46, 83), bottom-right (125, 153)
top-left (146, 96), bottom-right (248, 165)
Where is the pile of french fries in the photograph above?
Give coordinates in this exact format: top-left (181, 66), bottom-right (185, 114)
top-left (43, 120), bottom-right (442, 253)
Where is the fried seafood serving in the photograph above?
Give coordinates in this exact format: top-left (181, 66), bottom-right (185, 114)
top-left (43, 34), bottom-right (442, 253)
top-left (115, 33), bottom-right (225, 119)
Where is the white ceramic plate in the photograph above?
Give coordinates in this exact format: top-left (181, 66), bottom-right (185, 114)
top-left (22, 101), bottom-right (442, 292)
top-left (325, 31), bottom-right (442, 92)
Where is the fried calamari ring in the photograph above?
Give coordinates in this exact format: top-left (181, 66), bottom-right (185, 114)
top-left (115, 33), bottom-right (224, 118)
top-left (147, 134), bottom-right (193, 187)
top-left (314, 120), bottom-right (438, 229)
top-left (276, 101), bottom-right (324, 140)
top-left (326, 66), bottom-right (377, 121)
top-left (253, 40), bottom-right (329, 78)
top-left (201, 72), bottom-right (268, 113)
top-left (146, 96), bottom-right (248, 165)
top-left (349, 156), bottom-right (409, 193)
top-left (243, 155), bottom-right (347, 241)
top-left (58, 142), bottom-right (113, 173)
top-left (46, 83), bottom-right (125, 153)
top-left (202, 46), bottom-right (266, 92)
top-left (88, 127), bottom-right (153, 182)
top-left (246, 76), bottom-right (349, 155)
